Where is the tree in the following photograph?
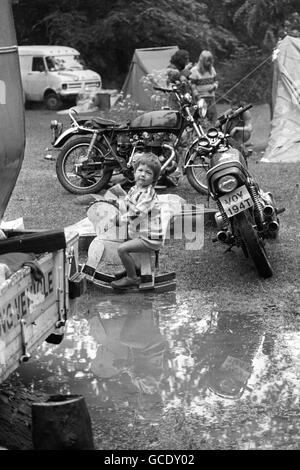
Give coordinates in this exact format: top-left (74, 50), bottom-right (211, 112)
top-left (12, 0), bottom-right (299, 98)
top-left (230, 0), bottom-right (300, 49)
top-left (12, 0), bottom-right (237, 87)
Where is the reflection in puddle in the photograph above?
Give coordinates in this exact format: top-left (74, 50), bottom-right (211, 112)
top-left (17, 289), bottom-right (300, 448)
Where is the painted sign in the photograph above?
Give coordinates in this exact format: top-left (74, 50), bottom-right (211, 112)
top-left (0, 268), bottom-right (54, 338)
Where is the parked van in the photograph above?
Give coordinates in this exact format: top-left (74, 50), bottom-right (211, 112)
top-left (18, 45), bottom-right (102, 110)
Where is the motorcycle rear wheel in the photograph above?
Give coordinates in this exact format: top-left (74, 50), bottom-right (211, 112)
top-left (56, 136), bottom-right (113, 195)
top-left (184, 141), bottom-right (209, 195)
top-left (236, 211), bottom-right (273, 278)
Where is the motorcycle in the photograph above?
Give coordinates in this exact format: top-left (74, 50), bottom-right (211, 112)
top-left (187, 103), bottom-right (284, 278)
top-left (50, 85), bottom-right (206, 195)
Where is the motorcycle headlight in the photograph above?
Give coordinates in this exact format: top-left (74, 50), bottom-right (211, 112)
top-left (217, 175), bottom-right (238, 193)
top-left (184, 93), bottom-right (192, 104)
top-left (197, 98), bottom-right (207, 117)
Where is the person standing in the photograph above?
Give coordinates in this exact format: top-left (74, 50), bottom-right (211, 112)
top-left (189, 50), bottom-right (218, 125)
top-left (166, 49), bottom-right (193, 100)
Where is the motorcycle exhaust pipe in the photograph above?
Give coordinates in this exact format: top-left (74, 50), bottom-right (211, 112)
top-left (215, 212), bottom-right (225, 230)
top-left (268, 220), bottom-right (279, 232)
top-left (160, 144), bottom-right (176, 171)
top-left (263, 205), bottom-right (275, 218)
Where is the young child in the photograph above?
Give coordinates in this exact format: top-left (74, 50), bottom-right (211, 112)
top-left (110, 152), bottom-right (163, 290)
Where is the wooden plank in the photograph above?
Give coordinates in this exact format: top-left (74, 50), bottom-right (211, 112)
top-left (153, 280), bottom-right (177, 293)
top-left (0, 304), bottom-right (60, 383)
top-left (138, 252), bottom-right (154, 286)
top-left (155, 272), bottom-right (176, 282)
top-left (86, 275), bottom-right (176, 294)
top-left (81, 263), bottom-right (95, 278)
top-left (93, 271), bottom-right (115, 283)
top-left (86, 277), bottom-right (113, 294)
top-left (0, 255), bottom-right (59, 346)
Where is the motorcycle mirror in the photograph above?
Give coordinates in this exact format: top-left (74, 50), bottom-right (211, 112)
top-left (184, 93), bottom-right (193, 104)
top-left (198, 137), bottom-right (210, 147)
top-left (197, 98), bottom-right (207, 117)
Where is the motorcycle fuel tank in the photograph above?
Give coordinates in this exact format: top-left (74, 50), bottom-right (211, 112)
top-left (130, 110), bottom-right (181, 130)
top-left (209, 146), bottom-right (246, 169)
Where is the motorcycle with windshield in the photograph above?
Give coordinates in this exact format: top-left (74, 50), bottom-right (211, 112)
top-left (51, 85), bottom-right (206, 194)
top-left (190, 103), bottom-right (284, 278)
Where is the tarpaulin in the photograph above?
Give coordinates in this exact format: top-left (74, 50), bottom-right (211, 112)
top-left (0, 0), bottom-right (25, 220)
top-left (121, 46), bottom-right (178, 110)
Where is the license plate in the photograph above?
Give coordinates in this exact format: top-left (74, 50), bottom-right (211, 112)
top-left (219, 185), bottom-right (253, 218)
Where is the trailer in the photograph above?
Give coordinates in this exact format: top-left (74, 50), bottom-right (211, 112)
top-left (0, 229), bottom-right (85, 384)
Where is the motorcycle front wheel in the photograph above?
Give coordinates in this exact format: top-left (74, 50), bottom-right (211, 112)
top-left (56, 136), bottom-right (113, 195)
top-left (236, 211), bottom-right (273, 278)
top-left (184, 141), bottom-right (209, 195)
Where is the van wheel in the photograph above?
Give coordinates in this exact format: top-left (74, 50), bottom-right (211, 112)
top-left (45, 93), bottom-right (62, 110)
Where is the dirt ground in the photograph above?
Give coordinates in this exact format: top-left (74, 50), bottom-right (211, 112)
top-left (4, 104), bottom-right (297, 306)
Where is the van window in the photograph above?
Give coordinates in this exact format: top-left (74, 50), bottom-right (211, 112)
top-left (32, 57), bottom-right (46, 72)
top-left (45, 55), bottom-right (86, 71)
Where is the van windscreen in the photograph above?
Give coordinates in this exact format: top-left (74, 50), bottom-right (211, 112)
top-left (45, 55), bottom-right (86, 71)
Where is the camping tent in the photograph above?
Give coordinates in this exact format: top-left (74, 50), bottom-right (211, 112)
top-left (262, 35), bottom-right (300, 163)
top-left (121, 46), bottom-right (178, 110)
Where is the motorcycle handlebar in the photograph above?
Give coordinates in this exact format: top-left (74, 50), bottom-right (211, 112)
top-left (217, 103), bottom-right (253, 126)
top-left (69, 107), bottom-right (78, 116)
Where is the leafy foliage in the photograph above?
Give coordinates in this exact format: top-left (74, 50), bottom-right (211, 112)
top-left (217, 45), bottom-right (273, 104)
top-left (231, 0), bottom-right (300, 48)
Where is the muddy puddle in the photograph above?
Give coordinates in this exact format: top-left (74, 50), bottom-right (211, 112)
top-left (16, 289), bottom-right (300, 450)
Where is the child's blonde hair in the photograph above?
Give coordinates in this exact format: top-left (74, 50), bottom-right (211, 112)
top-left (133, 152), bottom-right (161, 183)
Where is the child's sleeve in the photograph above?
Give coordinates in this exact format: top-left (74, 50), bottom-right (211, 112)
top-left (120, 188), bottom-right (156, 223)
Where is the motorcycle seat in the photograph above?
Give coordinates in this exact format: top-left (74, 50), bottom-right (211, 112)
top-left (90, 117), bottom-right (122, 128)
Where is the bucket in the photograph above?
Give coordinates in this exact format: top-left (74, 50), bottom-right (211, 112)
top-left (32, 394), bottom-right (94, 450)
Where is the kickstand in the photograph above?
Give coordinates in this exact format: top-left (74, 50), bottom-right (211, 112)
top-left (224, 245), bottom-right (235, 253)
